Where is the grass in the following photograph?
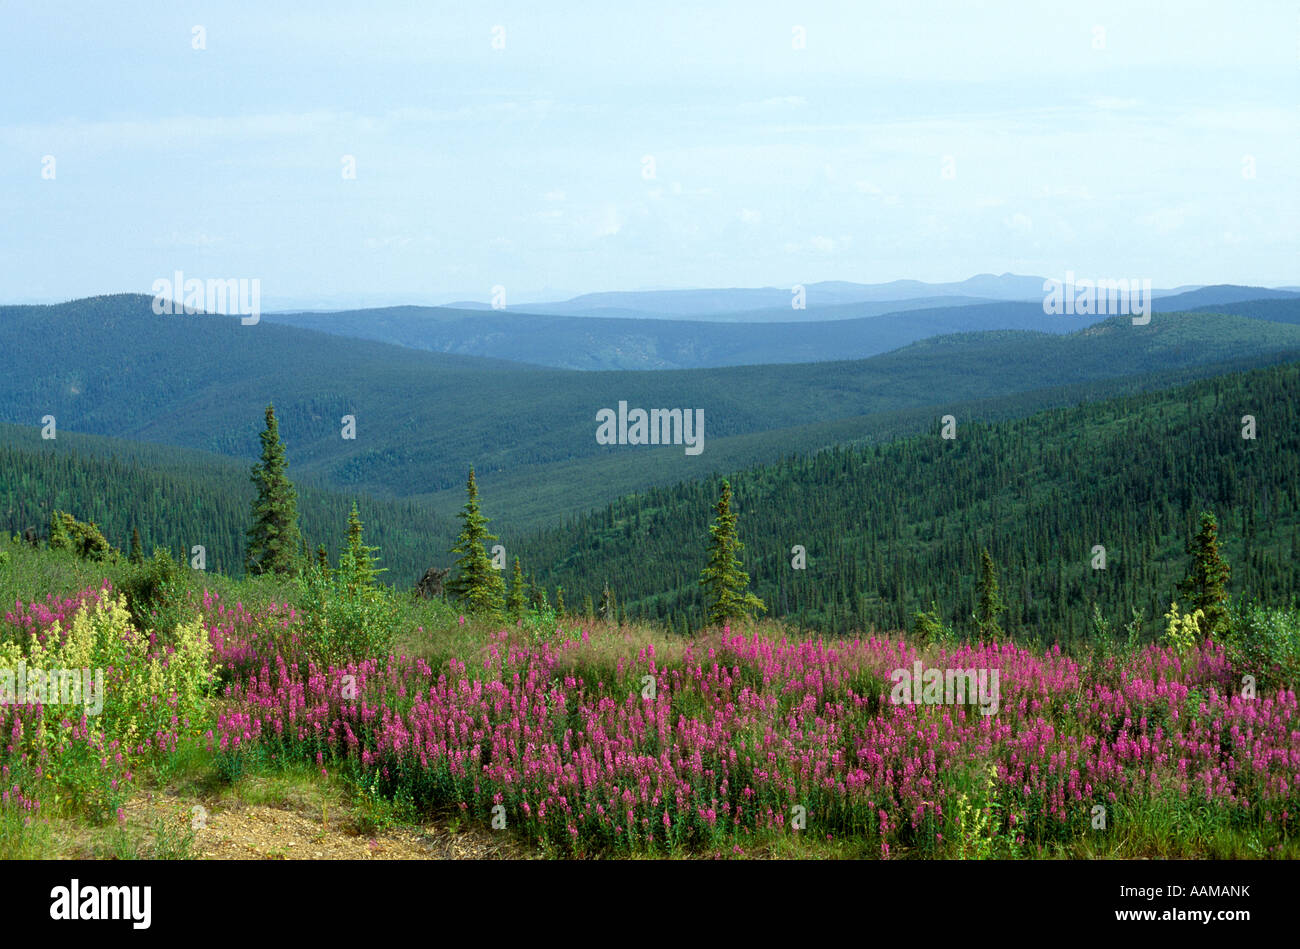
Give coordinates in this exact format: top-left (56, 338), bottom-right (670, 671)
top-left (3, 541), bottom-right (1297, 861)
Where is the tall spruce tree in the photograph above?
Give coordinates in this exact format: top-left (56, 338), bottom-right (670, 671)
top-left (129, 527), bottom-right (144, 565)
top-left (446, 467), bottom-right (506, 615)
top-left (974, 548), bottom-right (1005, 639)
top-left (245, 404), bottom-right (301, 575)
top-left (1178, 512), bottom-right (1231, 635)
top-left (699, 480), bottom-right (765, 626)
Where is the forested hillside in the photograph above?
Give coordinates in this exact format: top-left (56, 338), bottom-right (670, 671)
top-left (514, 360), bottom-right (1300, 643)
top-left (0, 424), bottom-right (450, 583)
top-left (263, 298), bottom-right (1099, 369)
top-left (4, 294), bottom-right (1300, 527)
top-left (8, 359), bottom-right (1294, 643)
top-left (6, 351), bottom-right (1299, 595)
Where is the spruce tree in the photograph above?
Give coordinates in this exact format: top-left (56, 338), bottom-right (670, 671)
top-left (445, 467), bottom-right (505, 615)
top-left (246, 404), bottom-right (300, 576)
top-left (339, 501), bottom-right (384, 590)
top-left (699, 480), bottom-right (765, 626)
top-left (506, 557), bottom-right (527, 622)
top-left (1178, 512), bottom-right (1231, 635)
top-left (129, 527), bottom-right (144, 565)
top-left (974, 548), bottom-right (1005, 639)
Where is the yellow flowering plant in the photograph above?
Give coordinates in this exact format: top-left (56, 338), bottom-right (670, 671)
top-left (0, 594), bottom-right (215, 822)
top-left (1162, 601), bottom-right (1205, 657)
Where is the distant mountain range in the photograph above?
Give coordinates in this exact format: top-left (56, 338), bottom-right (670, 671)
top-left (439, 273), bottom-right (1214, 317)
top-left (262, 285), bottom-right (1300, 371)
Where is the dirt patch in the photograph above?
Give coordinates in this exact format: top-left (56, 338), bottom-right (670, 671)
top-left (119, 793), bottom-right (527, 860)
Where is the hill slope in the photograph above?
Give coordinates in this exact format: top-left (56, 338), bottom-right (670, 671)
top-left (4, 294), bottom-right (1300, 529)
top-left (0, 423), bottom-right (451, 584)
top-left (262, 299), bottom-right (1088, 369)
top-left (514, 360), bottom-right (1300, 643)
top-left (262, 287), bottom-right (1300, 370)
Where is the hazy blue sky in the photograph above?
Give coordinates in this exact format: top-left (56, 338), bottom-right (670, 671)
top-left (2, 0), bottom-right (1296, 307)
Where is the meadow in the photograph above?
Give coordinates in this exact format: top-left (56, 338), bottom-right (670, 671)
top-left (1, 541), bottom-right (1296, 860)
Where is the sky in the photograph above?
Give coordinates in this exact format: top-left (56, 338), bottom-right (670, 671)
top-left (1, 0), bottom-right (1297, 308)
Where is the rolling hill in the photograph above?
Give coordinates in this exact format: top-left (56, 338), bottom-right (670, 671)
top-left (6, 358), bottom-right (1297, 642)
top-left (262, 286), bottom-right (1300, 371)
top-left (512, 360), bottom-right (1300, 642)
top-left (3, 294), bottom-right (1300, 531)
top-left (0, 423), bottom-right (449, 584)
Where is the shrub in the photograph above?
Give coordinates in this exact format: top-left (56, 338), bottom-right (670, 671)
top-left (1162, 601), bottom-right (1204, 657)
top-left (0, 591), bottom-right (214, 823)
top-left (119, 548), bottom-right (188, 636)
top-left (1223, 598), bottom-right (1300, 691)
top-left (47, 511), bottom-right (117, 562)
top-left (912, 602), bottom-right (955, 648)
top-left (295, 562), bottom-right (399, 665)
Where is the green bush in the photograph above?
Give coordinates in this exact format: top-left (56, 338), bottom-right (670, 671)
top-left (119, 548), bottom-right (188, 636)
top-left (295, 562), bottom-right (400, 666)
top-left (48, 511), bottom-right (117, 562)
top-left (911, 602), bottom-right (954, 648)
top-left (1223, 598), bottom-right (1300, 691)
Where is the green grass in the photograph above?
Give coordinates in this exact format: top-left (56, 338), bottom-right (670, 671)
top-left (3, 538), bottom-right (1297, 861)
